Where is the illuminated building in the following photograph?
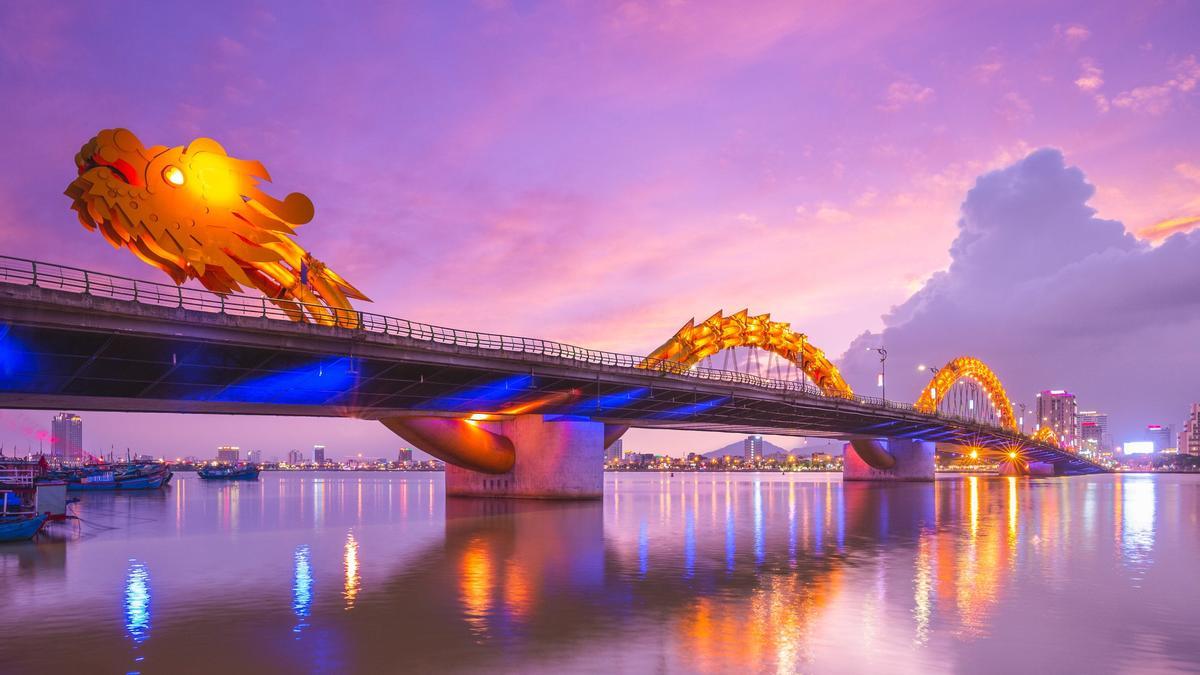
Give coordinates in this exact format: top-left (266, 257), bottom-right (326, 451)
top-left (313, 445), bottom-right (327, 465)
top-left (1036, 390), bottom-right (1078, 450)
top-left (286, 449), bottom-right (305, 465)
top-left (51, 413), bottom-right (83, 461)
top-left (1078, 411), bottom-right (1110, 454)
top-left (397, 447), bottom-right (413, 464)
top-left (1146, 424), bottom-right (1173, 453)
top-left (605, 438), bottom-right (623, 463)
top-left (216, 445), bottom-right (240, 462)
top-left (743, 435), bottom-right (763, 461)
top-left (247, 449), bottom-right (263, 464)
top-left (1180, 404), bottom-right (1200, 456)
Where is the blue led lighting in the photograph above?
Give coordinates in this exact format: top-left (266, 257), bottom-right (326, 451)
top-left (203, 357), bottom-right (357, 405)
top-left (417, 374), bottom-right (533, 412)
top-left (652, 396), bottom-right (729, 419)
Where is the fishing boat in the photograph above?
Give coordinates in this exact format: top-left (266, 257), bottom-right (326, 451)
top-left (197, 464), bottom-right (261, 481)
top-left (64, 462), bottom-right (172, 491)
top-left (0, 489), bottom-right (47, 542)
top-left (0, 513), bottom-right (48, 542)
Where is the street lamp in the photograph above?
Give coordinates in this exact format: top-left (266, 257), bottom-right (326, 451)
top-left (867, 347), bottom-right (887, 401)
top-left (1017, 402), bottom-right (1027, 434)
top-left (918, 364), bottom-right (941, 400)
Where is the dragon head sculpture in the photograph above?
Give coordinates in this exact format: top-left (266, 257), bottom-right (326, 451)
top-left (65, 128), bottom-right (368, 326)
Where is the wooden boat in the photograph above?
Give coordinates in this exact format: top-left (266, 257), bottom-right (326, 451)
top-left (197, 464), bottom-right (261, 481)
top-left (0, 513), bottom-right (47, 542)
top-left (65, 463), bottom-right (172, 491)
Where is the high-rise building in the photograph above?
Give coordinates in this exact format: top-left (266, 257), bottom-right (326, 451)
top-left (1078, 411), bottom-right (1110, 454)
top-left (216, 445), bottom-right (240, 462)
top-left (51, 413), bottom-right (83, 461)
top-left (286, 449), bottom-right (305, 465)
top-left (744, 435), bottom-right (763, 462)
top-left (1147, 424), bottom-right (1173, 453)
top-left (1179, 404), bottom-right (1200, 456)
top-left (313, 445), bottom-right (326, 465)
top-left (247, 449), bottom-right (263, 464)
top-left (605, 438), bottom-right (623, 463)
top-left (397, 447), bottom-right (413, 464)
top-left (1037, 390), bottom-right (1078, 449)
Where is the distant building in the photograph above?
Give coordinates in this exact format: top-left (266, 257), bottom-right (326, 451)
top-left (397, 447), bottom-right (413, 464)
top-left (744, 435), bottom-right (763, 461)
top-left (1078, 411), bottom-right (1110, 454)
top-left (1180, 404), bottom-right (1200, 456)
top-left (51, 413), bottom-right (83, 461)
top-left (286, 449), bottom-right (305, 465)
top-left (1147, 424), bottom-right (1173, 453)
top-left (313, 445), bottom-right (326, 465)
top-left (247, 449), bottom-right (263, 464)
top-left (605, 438), bottom-right (623, 463)
top-left (1037, 390), bottom-right (1078, 449)
top-left (216, 445), bottom-right (240, 463)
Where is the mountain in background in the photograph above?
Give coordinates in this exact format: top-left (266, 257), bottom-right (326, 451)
top-left (701, 437), bottom-right (846, 459)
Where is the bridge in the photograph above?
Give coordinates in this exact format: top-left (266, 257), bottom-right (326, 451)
top-left (0, 256), bottom-right (1106, 498)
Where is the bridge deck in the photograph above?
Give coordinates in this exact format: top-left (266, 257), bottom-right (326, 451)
top-left (0, 257), bottom-right (1107, 474)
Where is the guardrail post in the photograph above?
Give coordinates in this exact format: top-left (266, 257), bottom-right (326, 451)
top-left (220, 294), bottom-right (225, 314)
top-left (133, 281), bottom-right (139, 302)
top-left (83, 270), bottom-right (90, 295)
top-left (30, 261), bottom-right (37, 286)
top-left (177, 285), bottom-right (183, 308)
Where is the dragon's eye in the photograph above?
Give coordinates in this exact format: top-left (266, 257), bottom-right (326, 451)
top-left (162, 165), bottom-right (185, 187)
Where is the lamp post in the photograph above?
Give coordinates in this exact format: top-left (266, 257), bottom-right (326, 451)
top-left (868, 347), bottom-right (888, 402)
top-left (918, 363), bottom-right (941, 403)
top-left (1018, 402), bottom-right (1027, 434)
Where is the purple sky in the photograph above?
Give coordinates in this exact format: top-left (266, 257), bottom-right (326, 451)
top-left (1, 2), bottom-right (1198, 459)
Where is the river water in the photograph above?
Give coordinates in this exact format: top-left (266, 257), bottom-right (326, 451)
top-left (1, 471), bottom-right (1197, 674)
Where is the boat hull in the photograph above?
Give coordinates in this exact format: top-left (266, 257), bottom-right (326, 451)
top-left (68, 474), bottom-right (169, 491)
top-left (197, 468), bottom-right (261, 481)
top-left (0, 514), bottom-right (47, 542)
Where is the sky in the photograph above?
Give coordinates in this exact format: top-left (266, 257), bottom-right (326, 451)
top-left (0, 1), bottom-right (1197, 459)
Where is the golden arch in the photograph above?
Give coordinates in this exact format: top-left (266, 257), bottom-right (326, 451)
top-left (640, 310), bottom-right (854, 398)
top-left (1031, 425), bottom-right (1060, 448)
top-left (914, 356), bottom-right (1018, 431)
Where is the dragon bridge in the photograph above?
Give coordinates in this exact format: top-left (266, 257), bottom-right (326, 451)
top-left (914, 356), bottom-right (1018, 431)
top-left (639, 310), bottom-right (854, 398)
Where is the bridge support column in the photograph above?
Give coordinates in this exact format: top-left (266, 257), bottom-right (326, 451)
top-left (843, 438), bottom-right (935, 482)
top-left (447, 415), bottom-right (604, 499)
top-left (382, 414), bottom-right (605, 499)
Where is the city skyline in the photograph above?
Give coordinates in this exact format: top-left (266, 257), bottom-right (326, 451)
top-left (0, 3), bottom-right (1197, 454)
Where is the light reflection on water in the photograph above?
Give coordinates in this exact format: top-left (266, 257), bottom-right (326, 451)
top-left (0, 471), bottom-right (1196, 673)
top-left (292, 544), bottom-right (313, 635)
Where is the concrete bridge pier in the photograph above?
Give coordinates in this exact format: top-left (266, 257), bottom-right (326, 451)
top-left (843, 438), bottom-right (936, 482)
top-left (381, 415), bottom-right (614, 499)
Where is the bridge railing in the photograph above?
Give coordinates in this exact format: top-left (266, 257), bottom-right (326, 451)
top-left (0, 255), bottom-right (1088, 457)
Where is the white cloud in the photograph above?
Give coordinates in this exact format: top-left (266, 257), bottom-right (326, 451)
top-left (998, 92), bottom-right (1032, 122)
top-left (1112, 55), bottom-right (1200, 114)
top-left (1176, 162), bottom-right (1200, 183)
top-left (1074, 58), bottom-right (1104, 91)
top-left (1054, 23), bottom-right (1091, 46)
top-left (879, 80), bottom-right (934, 111)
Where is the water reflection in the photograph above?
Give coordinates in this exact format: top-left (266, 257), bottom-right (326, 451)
top-left (1120, 476), bottom-right (1156, 582)
top-left (343, 532), bottom-right (360, 610)
top-left (292, 545), bottom-right (313, 635)
top-left (1, 473), bottom-right (1198, 674)
top-left (124, 560), bottom-right (151, 646)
